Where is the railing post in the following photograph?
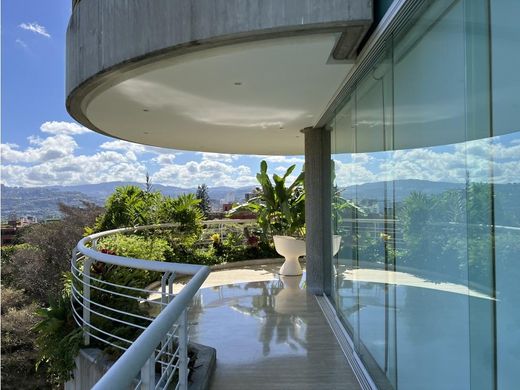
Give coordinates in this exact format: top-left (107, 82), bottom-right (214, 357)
top-left (161, 272), bottom-right (170, 311)
top-left (140, 354), bottom-right (155, 390)
top-left (167, 273), bottom-right (176, 380)
top-left (159, 272), bottom-right (172, 379)
top-left (83, 247), bottom-right (93, 346)
top-left (179, 309), bottom-right (188, 390)
top-left (71, 248), bottom-right (81, 341)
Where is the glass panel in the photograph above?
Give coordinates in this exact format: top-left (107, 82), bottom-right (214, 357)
top-left (392, 5), bottom-right (473, 387)
top-left (332, 96), bottom-right (361, 346)
top-left (327, 0), bottom-right (517, 388)
top-left (491, 1), bottom-right (520, 389)
top-left (393, 0), bottom-right (466, 150)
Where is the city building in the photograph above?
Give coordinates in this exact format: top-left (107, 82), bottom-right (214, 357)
top-left (1, 216), bottom-right (39, 246)
top-left (66, 0), bottom-right (519, 389)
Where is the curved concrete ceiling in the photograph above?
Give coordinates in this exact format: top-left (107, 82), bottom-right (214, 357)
top-left (84, 34), bottom-right (352, 155)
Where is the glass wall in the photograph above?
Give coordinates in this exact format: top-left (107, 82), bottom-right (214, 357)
top-left (329, 0), bottom-right (520, 389)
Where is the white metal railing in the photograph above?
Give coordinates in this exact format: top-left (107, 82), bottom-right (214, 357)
top-left (71, 224), bottom-right (211, 390)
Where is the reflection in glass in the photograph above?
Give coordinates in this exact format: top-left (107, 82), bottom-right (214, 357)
top-left (329, 0), bottom-right (519, 388)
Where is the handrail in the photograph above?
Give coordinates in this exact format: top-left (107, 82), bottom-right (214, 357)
top-left (71, 223), bottom-right (212, 390)
top-left (93, 264), bottom-right (210, 390)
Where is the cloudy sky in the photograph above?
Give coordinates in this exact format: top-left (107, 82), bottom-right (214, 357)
top-left (2, 1), bottom-right (519, 189)
top-left (1, 0), bottom-right (306, 188)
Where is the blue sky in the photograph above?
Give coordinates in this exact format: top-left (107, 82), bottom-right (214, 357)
top-left (2, 1), bottom-right (519, 188)
top-left (1, 0), bottom-right (304, 188)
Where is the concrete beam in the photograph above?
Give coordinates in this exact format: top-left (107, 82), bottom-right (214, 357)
top-left (304, 127), bottom-right (332, 296)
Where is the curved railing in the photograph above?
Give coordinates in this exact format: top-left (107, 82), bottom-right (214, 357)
top-left (71, 223), bottom-right (215, 390)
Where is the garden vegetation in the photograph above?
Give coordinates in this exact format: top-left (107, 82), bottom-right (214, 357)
top-left (1, 170), bottom-right (284, 388)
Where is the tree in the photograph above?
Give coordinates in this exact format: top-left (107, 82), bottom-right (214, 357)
top-left (158, 194), bottom-right (203, 234)
top-left (196, 184), bottom-right (211, 218)
top-left (1, 202), bottom-right (102, 389)
top-left (7, 202), bottom-right (103, 303)
top-left (94, 185), bottom-right (162, 231)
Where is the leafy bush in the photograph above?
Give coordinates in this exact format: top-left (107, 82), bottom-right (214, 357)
top-left (94, 186), bottom-right (162, 231)
top-left (97, 233), bottom-right (170, 287)
top-left (231, 161), bottom-right (305, 240)
top-left (33, 285), bottom-right (82, 387)
top-left (158, 194), bottom-right (203, 234)
top-left (98, 234), bottom-right (169, 261)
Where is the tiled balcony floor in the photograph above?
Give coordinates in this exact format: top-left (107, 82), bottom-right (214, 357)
top-left (188, 274), bottom-right (361, 390)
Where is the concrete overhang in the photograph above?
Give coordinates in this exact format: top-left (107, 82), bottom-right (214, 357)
top-left (66, 0), bottom-right (373, 155)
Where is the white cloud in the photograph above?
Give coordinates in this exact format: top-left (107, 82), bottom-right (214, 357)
top-left (153, 154), bottom-right (177, 165)
top-left (0, 122), bottom-right (252, 187)
top-left (100, 139), bottom-right (175, 156)
top-left (18, 22), bottom-right (51, 38)
top-left (251, 155), bottom-right (305, 164)
top-left (100, 140), bottom-right (149, 154)
top-left (377, 139), bottom-right (520, 184)
top-left (1, 135), bottom-right (78, 164)
top-left (274, 166), bottom-right (289, 173)
top-left (197, 152), bottom-right (239, 163)
top-left (15, 39), bottom-right (27, 48)
top-left (333, 159), bottom-right (378, 187)
top-left (352, 153), bottom-right (373, 164)
top-left (1, 150), bottom-right (147, 187)
top-left (4, 121), bottom-right (518, 189)
top-left (40, 121), bottom-right (91, 135)
top-left (152, 160), bottom-right (256, 188)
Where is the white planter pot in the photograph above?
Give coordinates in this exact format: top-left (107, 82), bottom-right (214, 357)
top-left (273, 235), bottom-right (306, 276)
top-left (333, 235), bottom-right (342, 256)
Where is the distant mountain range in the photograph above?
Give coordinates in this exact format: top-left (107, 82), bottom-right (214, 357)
top-left (339, 179), bottom-right (465, 202)
top-left (0, 182), bottom-right (255, 220)
top-left (44, 182), bottom-right (256, 204)
top-left (2, 180), bottom-right (519, 221)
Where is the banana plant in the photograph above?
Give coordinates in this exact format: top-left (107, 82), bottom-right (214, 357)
top-left (231, 160), bottom-right (305, 240)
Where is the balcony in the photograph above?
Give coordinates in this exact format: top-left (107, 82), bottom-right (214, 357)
top-left (68, 223), bottom-right (361, 389)
top-left (189, 277), bottom-right (361, 389)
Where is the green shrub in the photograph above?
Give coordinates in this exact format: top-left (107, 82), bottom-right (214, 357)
top-left (98, 234), bottom-right (169, 261)
top-left (33, 286), bottom-right (82, 387)
top-left (94, 186), bottom-right (162, 231)
top-left (97, 233), bottom-right (170, 287)
top-left (157, 194), bottom-right (203, 235)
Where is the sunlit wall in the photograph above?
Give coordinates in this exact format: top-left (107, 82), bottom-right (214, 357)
top-left (329, 0), bottom-right (520, 389)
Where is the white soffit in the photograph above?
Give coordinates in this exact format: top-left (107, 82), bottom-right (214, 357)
top-left (85, 34), bottom-right (352, 155)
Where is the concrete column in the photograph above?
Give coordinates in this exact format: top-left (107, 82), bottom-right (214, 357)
top-left (303, 127), bottom-right (332, 296)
